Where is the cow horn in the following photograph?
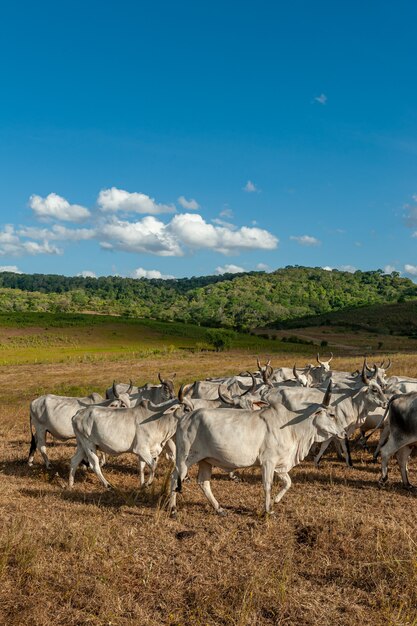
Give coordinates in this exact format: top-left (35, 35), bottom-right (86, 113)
top-left (257, 357), bottom-right (262, 371)
top-left (178, 383), bottom-right (185, 402)
top-left (316, 353), bottom-right (323, 365)
top-left (158, 372), bottom-right (164, 384)
top-left (328, 352), bottom-right (333, 363)
top-left (171, 373), bottom-right (177, 379)
top-left (218, 384), bottom-right (234, 405)
top-left (242, 372), bottom-right (256, 396)
top-left (361, 360), bottom-right (370, 385)
top-left (266, 358), bottom-right (271, 367)
top-left (126, 379), bottom-right (134, 394)
top-left (322, 380), bottom-right (333, 407)
top-left (112, 380), bottom-right (120, 399)
top-left (364, 357), bottom-right (373, 373)
top-left (385, 358), bottom-right (392, 371)
top-left (293, 364), bottom-right (301, 381)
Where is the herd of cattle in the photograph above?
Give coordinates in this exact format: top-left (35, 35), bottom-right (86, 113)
top-left (27, 354), bottom-right (417, 515)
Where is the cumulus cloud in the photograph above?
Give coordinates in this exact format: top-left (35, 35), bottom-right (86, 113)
top-left (131, 267), bottom-right (175, 279)
top-left (383, 265), bottom-right (397, 274)
top-left (339, 265), bottom-right (357, 273)
top-left (29, 193), bottom-right (91, 222)
top-left (314, 93), bottom-right (327, 105)
top-left (243, 180), bottom-right (258, 193)
top-left (97, 213), bottom-right (278, 257)
top-left (215, 264), bottom-right (245, 275)
top-left (290, 235), bottom-right (321, 247)
top-left (256, 263), bottom-right (270, 271)
top-left (322, 266), bottom-right (333, 271)
top-left (98, 216), bottom-right (183, 256)
top-left (0, 265), bottom-right (22, 273)
top-left (170, 213), bottom-right (278, 254)
top-left (0, 225), bottom-right (61, 257)
top-left (77, 270), bottom-right (97, 278)
top-left (98, 187), bottom-right (175, 214)
top-left (178, 196), bottom-right (200, 210)
top-left (17, 225), bottom-right (96, 241)
top-left (404, 264), bottom-right (417, 276)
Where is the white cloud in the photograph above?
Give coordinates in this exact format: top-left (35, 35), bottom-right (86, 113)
top-left (322, 266), bottom-right (333, 271)
top-left (98, 216), bottom-right (182, 257)
top-left (0, 225), bottom-right (61, 257)
top-left (290, 235), bottom-right (321, 247)
top-left (98, 213), bottom-right (278, 257)
top-left (243, 180), bottom-right (257, 193)
top-left (339, 265), bottom-right (357, 273)
top-left (77, 270), bottom-right (97, 278)
top-left (383, 265), bottom-right (396, 274)
top-left (219, 208), bottom-right (234, 219)
top-left (178, 196), bottom-right (200, 210)
top-left (404, 264), bottom-right (417, 276)
top-left (0, 265), bottom-right (22, 273)
top-left (215, 264), bottom-right (245, 275)
top-left (97, 187), bottom-right (175, 215)
top-left (314, 93), bottom-right (327, 105)
top-left (17, 225), bottom-right (96, 241)
top-left (131, 267), bottom-right (175, 279)
top-left (211, 218), bottom-right (236, 229)
top-left (29, 193), bottom-right (90, 222)
top-left (256, 263), bottom-right (270, 271)
top-left (169, 213), bottom-right (278, 254)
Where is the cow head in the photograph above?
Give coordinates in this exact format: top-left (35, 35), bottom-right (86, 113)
top-left (361, 365), bottom-right (388, 409)
top-left (218, 376), bottom-right (269, 411)
top-left (257, 358), bottom-right (274, 387)
top-left (158, 372), bottom-right (177, 400)
top-left (293, 363), bottom-right (313, 387)
top-left (109, 380), bottom-right (132, 408)
top-left (312, 381), bottom-right (345, 439)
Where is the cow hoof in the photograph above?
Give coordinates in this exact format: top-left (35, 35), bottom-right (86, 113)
top-left (378, 477), bottom-right (387, 488)
top-left (216, 508), bottom-right (227, 517)
top-left (170, 509), bottom-right (178, 520)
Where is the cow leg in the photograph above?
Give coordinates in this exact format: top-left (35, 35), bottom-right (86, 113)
top-left (341, 436), bottom-right (353, 467)
top-left (396, 446), bottom-right (413, 488)
top-left (84, 443), bottom-right (111, 488)
top-left (373, 423), bottom-right (390, 461)
top-left (262, 460), bottom-right (276, 514)
top-left (138, 460), bottom-right (146, 486)
top-left (36, 429), bottom-right (51, 469)
top-left (314, 438), bottom-right (332, 466)
top-left (274, 472), bottom-right (292, 504)
top-left (145, 456), bottom-right (159, 487)
top-left (164, 438), bottom-right (176, 463)
top-left (69, 446), bottom-right (86, 488)
top-left (197, 460), bottom-right (226, 515)
top-left (379, 437), bottom-right (400, 486)
top-left (99, 452), bottom-right (107, 467)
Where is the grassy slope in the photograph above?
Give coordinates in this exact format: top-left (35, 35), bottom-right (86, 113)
top-left (0, 312), bottom-right (308, 366)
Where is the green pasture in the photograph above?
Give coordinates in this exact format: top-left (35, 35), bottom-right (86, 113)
top-left (0, 312), bottom-right (307, 366)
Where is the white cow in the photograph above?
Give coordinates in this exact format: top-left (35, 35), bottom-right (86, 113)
top-left (28, 384), bottom-right (130, 468)
top-left (168, 383), bottom-right (345, 516)
top-left (68, 397), bottom-right (190, 489)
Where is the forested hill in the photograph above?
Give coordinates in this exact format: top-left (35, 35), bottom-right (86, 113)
top-left (0, 267), bottom-right (416, 330)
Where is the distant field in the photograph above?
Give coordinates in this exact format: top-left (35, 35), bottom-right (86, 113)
top-left (0, 312), bottom-right (308, 366)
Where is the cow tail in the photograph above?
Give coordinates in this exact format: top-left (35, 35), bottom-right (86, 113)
top-left (28, 406), bottom-right (36, 460)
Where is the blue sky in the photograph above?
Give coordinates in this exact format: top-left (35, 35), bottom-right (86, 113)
top-left (1, 0), bottom-right (417, 279)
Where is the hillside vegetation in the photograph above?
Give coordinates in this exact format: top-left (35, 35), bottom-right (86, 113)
top-left (270, 300), bottom-right (417, 337)
top-left (0, 267), bottom-right (416, 330)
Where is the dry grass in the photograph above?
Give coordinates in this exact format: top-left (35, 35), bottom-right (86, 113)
top-left (1, 350), bottom-right (417, 625)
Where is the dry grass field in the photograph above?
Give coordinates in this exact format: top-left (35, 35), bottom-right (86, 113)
top-left (1, 346), bottom-right (417, 625)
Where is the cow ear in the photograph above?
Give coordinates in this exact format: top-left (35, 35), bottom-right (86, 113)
top-left (163, 404), bottom-right (180, 415)
top-left (252, 401), bottom-right (269, 410)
